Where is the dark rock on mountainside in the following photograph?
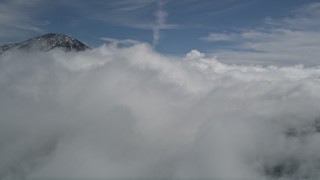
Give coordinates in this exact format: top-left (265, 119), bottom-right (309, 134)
top-left (0, 33), bottom-right (90, 54)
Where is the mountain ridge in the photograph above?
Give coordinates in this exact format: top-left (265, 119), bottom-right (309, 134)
top-left (0, 33), bottom-right (90, 54)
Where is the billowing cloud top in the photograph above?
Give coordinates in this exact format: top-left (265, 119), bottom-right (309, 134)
top-left (1, 43), bottom-right (320, 180)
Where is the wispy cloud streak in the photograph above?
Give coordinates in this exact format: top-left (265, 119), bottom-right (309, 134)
top-left (0, 0), bottom-right (44, 39)
top-left (201, 2), bottom-right (320, 66)
top-left (100, 37), bottom-right (141, 46)
top-left (152, 0), bottom-right (166, 46)
top-left (152, 0), bottom-right (177, 46)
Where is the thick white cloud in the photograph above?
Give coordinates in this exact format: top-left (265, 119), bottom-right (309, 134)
top-left (1, 43), bottom-right (320, 180)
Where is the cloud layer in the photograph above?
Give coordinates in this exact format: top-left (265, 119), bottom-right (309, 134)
top-left (1, 43), bottom-right (320, 180)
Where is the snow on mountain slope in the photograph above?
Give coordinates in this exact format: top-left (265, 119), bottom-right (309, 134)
top-left (0, 33), bottom-right (90, 54)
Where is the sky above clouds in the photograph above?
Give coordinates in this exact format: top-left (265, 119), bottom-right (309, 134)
top-left (0, 0), bottom-right (320, 65)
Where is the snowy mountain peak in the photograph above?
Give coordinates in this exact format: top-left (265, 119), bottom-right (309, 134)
top-left (0, 33), bottom-right (90, 54)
